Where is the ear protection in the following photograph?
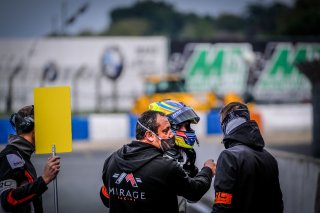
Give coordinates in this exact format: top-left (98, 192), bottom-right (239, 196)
top-left (10, 109), bottom-right (34, 133)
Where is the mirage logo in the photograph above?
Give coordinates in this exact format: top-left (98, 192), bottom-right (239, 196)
top-left (113, 172), bottom-right (142, 188)
top-left (110, 172), bottom-right (146, 201)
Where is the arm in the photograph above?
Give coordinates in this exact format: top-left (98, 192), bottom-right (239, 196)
top-left (100, 155), bottom-right (112, 208)
top-left (212, 150), bottom-right (237, 213)
top-left (0, 154), bottom-right (40, 211)
top-left (169, 159), bottom-right (215, 202)
top-left (0, 154), bottom-right (60, 212)
top-left (100, 184), bottom-right (110, 207)
top-left (165, 148), bottom-right (199, 178)
top-left (0, 176), bottom-right (48, 211)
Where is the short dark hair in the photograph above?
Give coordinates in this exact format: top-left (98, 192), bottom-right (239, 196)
top-left (220, 102), bottom-right (249, 123)
top-left (136, 110), bottom-right (166, 140)
top-left (11, 105), bottom-right (34, 134)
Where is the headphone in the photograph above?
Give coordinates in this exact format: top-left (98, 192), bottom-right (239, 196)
top-left (10, 107), bottom-right (34, 133)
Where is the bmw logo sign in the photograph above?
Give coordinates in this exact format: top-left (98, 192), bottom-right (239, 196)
top-left (42, 62), bottom-right (58, 82)
top-left (101, 46), bottom-right (124, 81)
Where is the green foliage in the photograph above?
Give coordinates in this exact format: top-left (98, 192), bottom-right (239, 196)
top-left (279, 0), bottom-right (320, 36)
top-left (104, 1), bottom-right (218, 39)
top-left (245, 2), bottom-right (291, 37)
top-left (109, 1), bottom-right (184, 37)
top-left (75, 0), bottom-right (320, 39)
top-left (178, 15), bottom-right (216, 40)
top-left (78, 29), bottom-right (96, 37)
top-left (104, 19), bottom-right (151, 36)
top-left (216, 14), bottom-right (245, 32)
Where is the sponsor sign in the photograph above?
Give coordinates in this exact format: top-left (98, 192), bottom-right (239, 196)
top-left (254, 43), bottom-right (319, 101)
top-left (174, 41), bottom-right (320, 102)
top-left (183, 43), bottom-right (251, 95)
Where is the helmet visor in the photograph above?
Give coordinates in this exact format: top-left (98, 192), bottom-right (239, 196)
top-left (167, 106), bottom-right (200, 125)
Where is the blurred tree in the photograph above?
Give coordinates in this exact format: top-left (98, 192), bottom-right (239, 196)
top-left (78, 29), bottom-right (96, 36)
top-left (279, 0), bottom-right (320, 36)
top-left (245, 2), bottom-right (290, 38)
top-left (101, 18), bottom-right (151, 36)
top-left (102, 1), bottom-right (217, 39)
top-left (179, 15), bottom-right (216, 40)
top-left (74, 0), bottom-right (319, 39)
top-left (106, 1), bottom-right (184, 38)
top-left (216, 13), bottom-right (245, 32)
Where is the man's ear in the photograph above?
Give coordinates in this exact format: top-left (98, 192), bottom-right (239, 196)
top-left (145, 131), bottom-right (155, 143)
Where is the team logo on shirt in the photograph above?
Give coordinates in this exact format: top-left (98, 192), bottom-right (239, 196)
top-left (113, 172), bottom-right (142, 187)
top-left (215, 192), bottom-right (233, 205)
top-left (6, 154), bottom-right (25, 169)
top-left (110, 172), bottom-right (146, 201)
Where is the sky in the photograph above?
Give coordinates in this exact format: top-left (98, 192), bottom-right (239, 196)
top-left (0, 0), bottom-right (294, 38)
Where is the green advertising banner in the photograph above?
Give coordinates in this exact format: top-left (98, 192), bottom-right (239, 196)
top-left (179, 42), bottom-right (320, 102)
top-left (183, 43), bottom-right (252, 95)
top-left (254, 43), bottom-right (319, 101)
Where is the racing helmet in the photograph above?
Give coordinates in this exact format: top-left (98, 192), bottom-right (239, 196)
top-left (149, 100), bottom-right (200, 149)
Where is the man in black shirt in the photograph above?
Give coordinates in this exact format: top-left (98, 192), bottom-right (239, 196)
top-left (0, 105), bottom-right (60, 213)
top-left (212, 102), bottom-right (283, 213)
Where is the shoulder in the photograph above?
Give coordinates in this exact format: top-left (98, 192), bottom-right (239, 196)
top-left (223, 144), bottom-right (253, 157)
top-left (218, 147), bottom-right (240, 158)
top-left (216, 148), bottom-right (241, 169)
top-left (261, 149), bottom-right (278, 163)
top-left (152, 154), bottom-right (180, 172)
top-left (103, 151), bottom-right (116, 168)
top-left (161, 156), bottom-right (186, 177)
top-left (0, 147), bottom-right (25, 170)
top-left (163, 147), bottom-right (182, 162)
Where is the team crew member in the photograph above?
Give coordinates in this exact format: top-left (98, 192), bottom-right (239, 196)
top-left (212, 102), bottom-right (283, 213)
top-left (0, 105), bottom-right (60, 213)
top-left (100, 110), bottom-right (216, 213)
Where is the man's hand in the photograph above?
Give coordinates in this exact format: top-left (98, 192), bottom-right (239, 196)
top-left (204, 159), bottom-right (216, 176)
top-left (42, 156), bottom-right (61, 184)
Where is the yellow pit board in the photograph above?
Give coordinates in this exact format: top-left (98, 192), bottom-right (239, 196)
top-left (34, 86), bottom-right (72, 154)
